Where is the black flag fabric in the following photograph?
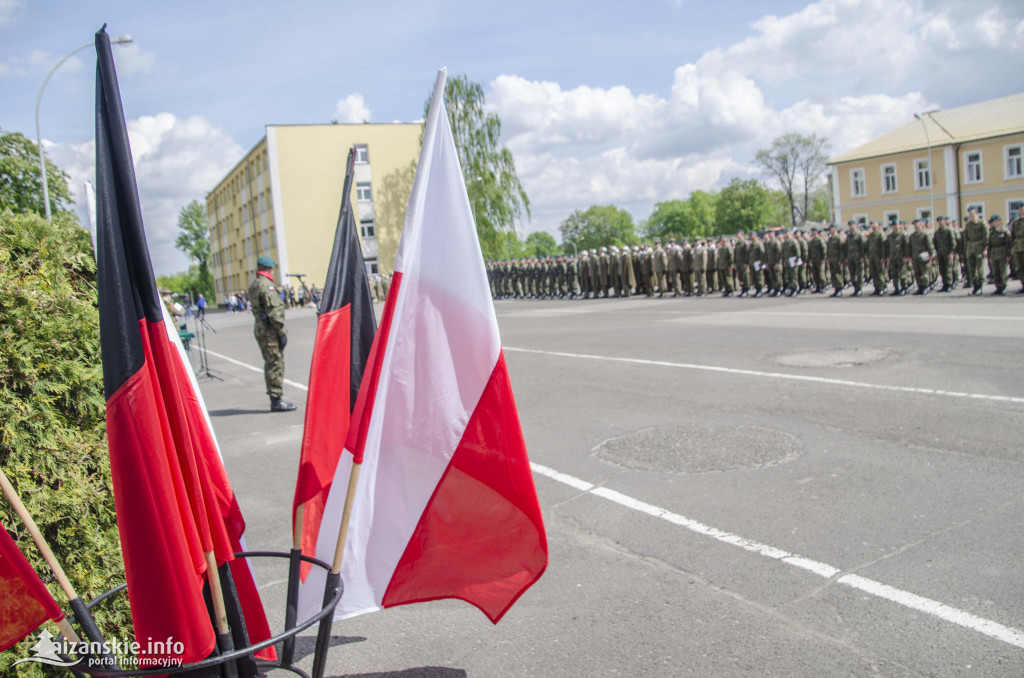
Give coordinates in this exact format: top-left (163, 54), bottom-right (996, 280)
top-left (292, 147), bottom-right (379, 577)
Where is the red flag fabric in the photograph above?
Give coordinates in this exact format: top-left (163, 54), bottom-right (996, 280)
top-left (0, 523), bottom-right (64, 653)
top-left (293, 148), bottom-right (377, 580)
top-left (94, 27), bottom-right (272, 666)
top-left (299, 68), bottom-right (547, 624)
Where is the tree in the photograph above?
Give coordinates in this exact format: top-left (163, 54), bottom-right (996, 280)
top-left (646, 191), bottom-right (719, 241)
top-left (559, 205), bottom-right (638, 251)
top-left (426, 75), bottom-right (530, 260)
top-left (174, 199), bottom-right (214, 299)
top-left (754, 133), bottom-right (829, 228)
top-left (714, 178), bottom-right (775, 234)
top-left (525, 231), bottom-right (562, 257)
top-left (1, 210), bottom-right (131, 676)
top-left (0, 129), bottom-right (74, 217)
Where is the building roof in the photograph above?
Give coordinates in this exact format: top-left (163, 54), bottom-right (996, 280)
top-left (828, 92), bottom-right (1024, 165)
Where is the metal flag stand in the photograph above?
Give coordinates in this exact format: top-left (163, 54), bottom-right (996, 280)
top-left (71, 551), bottom-right (342, 678)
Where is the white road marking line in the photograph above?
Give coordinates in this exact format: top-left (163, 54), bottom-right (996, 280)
top-left (533, 462), bottom-right (1024, 650)
top-left (504, 346), bottom-right (1024, 405)
top-left (739, 311), bottom-right (1024, 322)
top-left (200, 349), bottom-right (1024, 648)
top-left (205, 349), bottom-right (309, 391)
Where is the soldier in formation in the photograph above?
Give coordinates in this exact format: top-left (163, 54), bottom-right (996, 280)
top-left (483, 215), bottom-right (1022, 302)
top-left (248, 255), bottom-right (297, 412)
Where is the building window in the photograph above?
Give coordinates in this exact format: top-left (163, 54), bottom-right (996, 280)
top-left (1009, 199), bottom-right (1024, 221)
top-left (366, 261), bottom-right (379, 275)
top-left (966, 203), bottom-right (985, 220)
top-left (916, 207), bottom-right (932, 221)
top-left (850, 168), bottom-right (866, 198)
top-left (884, 211), bottom-right (899, 226)
top-left (965, 151), bottom-right (983, 184)
top-left (851, 213), bottom-right (867, 225)
top-left (360, 218), bottom-right (375, 238)
top-left (355, 144), bottom-right (370, 164)
top-left (882, 164), bottom-right (897, 194)
top-left (1006, 145), bottom-right (1022, 179)
top-left (356, 182), bottom-right (372, 201)
top-left (914, 159), bottom-right (930, 190)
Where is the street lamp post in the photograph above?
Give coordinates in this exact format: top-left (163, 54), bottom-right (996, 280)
top-left (913, 113), bottom-right (936, 225)
top-left (36, 34), bottom-right (132, 222)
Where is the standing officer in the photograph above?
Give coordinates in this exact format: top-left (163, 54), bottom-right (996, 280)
top-left (845, 222), bottom-right (867, 296)
top-left (964, 208), bottom-right (988, 295)
top-left (748, 232), bottom-right (766, 298)
top-left (249, 255), bottom-right (297, 412)
top-left (1011, 211), bottom-right (1024, 294)
top-left (866, 221), bottom-right (887, 295)
top-left (717, 235), bottom-right (734, 297)
top-left (987, 215), bottom-right (1011, 295)
top-left (780, 230), bottom-right (800, 296)
top-left (827, 225), bottom-right (845, 297)
top-left (909, 219), bottom-right (935, 295)
top-left (692, 239), bottom-right (708, 296)
top-left (933, 216), bottom-right (957, 292)
top-left (808, 227), bottom-right (827, 293)
top-left (734, 231), bottom-right (749, 297)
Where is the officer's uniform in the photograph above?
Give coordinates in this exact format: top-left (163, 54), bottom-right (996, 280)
top-left (987, 216), bottom-right (1011, 294)
top-left (248, 255), bottom-right (296, 411)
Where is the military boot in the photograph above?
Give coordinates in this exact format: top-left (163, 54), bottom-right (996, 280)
top-left (271, 397), bottom-right (297, 412)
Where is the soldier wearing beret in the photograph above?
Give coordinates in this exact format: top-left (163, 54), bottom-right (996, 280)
top-left (249, 255), bottom-right (297, 412)
top-left (987, 215), bottom-right (1011, 295)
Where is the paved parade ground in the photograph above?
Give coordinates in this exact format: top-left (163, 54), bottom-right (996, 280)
top-left (190, 290), bottom-right (1024, 677)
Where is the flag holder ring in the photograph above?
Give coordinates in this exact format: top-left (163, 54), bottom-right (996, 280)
top-left (70, 550), bottom-right (343, 678)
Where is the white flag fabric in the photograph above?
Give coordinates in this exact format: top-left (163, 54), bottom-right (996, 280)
top-left (298, 68), bottom-right (547, 624)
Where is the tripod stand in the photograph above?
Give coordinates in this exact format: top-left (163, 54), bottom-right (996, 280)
top-left (192, 308), bottom-right (223, 381)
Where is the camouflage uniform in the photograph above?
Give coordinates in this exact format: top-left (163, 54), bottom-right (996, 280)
top-left (248, 271), bottom-right (287, 399)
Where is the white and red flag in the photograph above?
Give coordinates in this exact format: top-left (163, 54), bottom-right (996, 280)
top-left (299, 67), bottom-right (547, 623)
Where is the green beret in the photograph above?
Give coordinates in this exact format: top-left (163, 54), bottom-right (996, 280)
top-left (257, 255), bottom-right (276, 268)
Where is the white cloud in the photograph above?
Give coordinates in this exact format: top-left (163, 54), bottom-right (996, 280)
top-left (491, 0), bottom-right (1018, 241)
top-left (0, 0), bottom-right (24, 27)
top-left (48, 113), bottom-right (244, 275)
top-left (332, 93), bottom-right (371, 123)
top-left (113, 43), bottom-right (156, 76)
top-left (0, 49), bottom-right (84, 78)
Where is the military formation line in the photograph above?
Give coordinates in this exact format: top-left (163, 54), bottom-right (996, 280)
top-left (487, 212), bottom-right (1024, 300)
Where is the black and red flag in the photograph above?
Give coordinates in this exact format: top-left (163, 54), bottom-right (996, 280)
top-left (292, 147), bottom-right (378, 578)
top-left (94, 27), bottom-right (272, 667)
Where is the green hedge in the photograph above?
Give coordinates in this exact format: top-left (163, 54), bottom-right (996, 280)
top-left (0, 210), bottom-right (130, 677)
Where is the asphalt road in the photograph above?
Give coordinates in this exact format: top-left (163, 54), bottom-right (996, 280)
top-left (189, 284), bottom-right (1024, 678)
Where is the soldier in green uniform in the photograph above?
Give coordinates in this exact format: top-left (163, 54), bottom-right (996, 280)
top-left (933, 216), bottom-right (957, 292)
top-left (964, 208), bottom-right (988, 295)
top-left (717, 235), bottom-right (735, 297)
top-left (764, 231), bottom-right (781, 297)
top-left (248, 256), bottom-right (297, 412)
top-left (780, 230), bottom-right (800, 296)
top-left (796, 230), bottom-right (810, 292)
top-left (667, 239), bottom-right (682, 296)
top-left (987, 215), bottom-right (1011, 295)
top-left (692, 240), bottom-right (708, 296)
top-left (748, 232), bottom-right (766, 298)
top-left (1011, 213), bottom-right (1024, 294)
top-left (827, 225), bottom-right (845, 297)
top-left (652, 241), bottom-right (668, 297)
top-left (909, 219), bottom-right (935, 295)
top-left (845, 221), bottom-right (867, 296)
top-left (808, 227), bottom-right (827, 293)
top-left (733, 232), bottom-right (749, 296)
top-left (866, 221), bottom-right (888, 295)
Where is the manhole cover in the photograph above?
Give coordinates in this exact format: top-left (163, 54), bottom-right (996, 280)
top-left (773, 347), bottom-right (894, 368)
top-left (594, 424), bottom-right (802, 474)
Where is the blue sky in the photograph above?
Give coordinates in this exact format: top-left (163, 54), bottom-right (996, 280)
top-left (3, 0), bottom-right (1023, 274)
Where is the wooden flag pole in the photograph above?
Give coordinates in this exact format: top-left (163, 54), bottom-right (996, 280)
top-left (203, 550), bottom-right (239, 678)
top-left (331, 463), bottom-right (363, 574)
top-left (312, 462), bottom-right (361, 678)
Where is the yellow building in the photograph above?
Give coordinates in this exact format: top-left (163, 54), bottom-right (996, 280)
top-left (206, 123), bottom-right (421, 301)
top-left (828, 92), bottom-right (1024, 228)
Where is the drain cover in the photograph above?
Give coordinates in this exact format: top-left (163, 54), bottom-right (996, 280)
top-left (774, 347), bottom-right (894, 368)
top-left (594, 423), bottom-right (801, 474)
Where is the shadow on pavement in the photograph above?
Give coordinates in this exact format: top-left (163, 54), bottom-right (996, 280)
top-left (329, 669), bottom-right (467, 678)
top-left (207, 408), bottom-right (269, 417)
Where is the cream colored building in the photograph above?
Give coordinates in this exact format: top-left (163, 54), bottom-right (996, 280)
top-left (206, 123), bottom-right (421, 301)
top-left (828, 93), bottom-right (1024, 228)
